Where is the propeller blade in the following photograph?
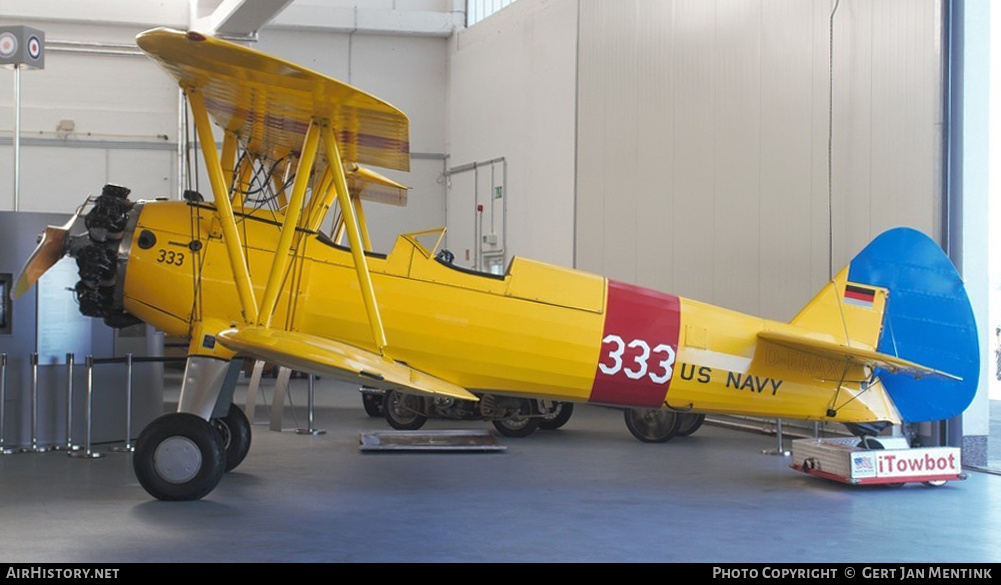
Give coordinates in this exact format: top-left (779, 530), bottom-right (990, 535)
top-left (11, 208), bottom-right (84, 300)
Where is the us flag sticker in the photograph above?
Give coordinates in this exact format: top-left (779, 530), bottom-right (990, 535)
top-left (844, 284), bottom-right (876, 308)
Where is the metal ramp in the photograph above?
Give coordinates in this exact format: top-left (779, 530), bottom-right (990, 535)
top-left (358, 430), bottom-right (507, 452)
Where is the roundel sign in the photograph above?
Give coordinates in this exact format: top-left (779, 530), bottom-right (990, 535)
top-left (0, 33), bottom-right (17, 59)
top-left (27, 35), bottom-right (41, 60)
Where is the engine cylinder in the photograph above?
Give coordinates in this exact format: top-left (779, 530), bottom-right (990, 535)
top-left (70, 184), bottom-right (141, 329)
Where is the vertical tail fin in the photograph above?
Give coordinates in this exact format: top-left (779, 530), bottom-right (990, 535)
top-left (790, 228), bottom-right (979, 423)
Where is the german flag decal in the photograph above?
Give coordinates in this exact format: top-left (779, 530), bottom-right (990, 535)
top-left (844, 283), bottom-right (876, 308)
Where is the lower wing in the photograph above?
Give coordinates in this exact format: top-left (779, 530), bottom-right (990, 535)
top-left (216, 327), bottom-right (477, 401)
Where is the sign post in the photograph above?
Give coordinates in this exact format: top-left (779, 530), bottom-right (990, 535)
top-left (0, 26), bottom-right (45, 211)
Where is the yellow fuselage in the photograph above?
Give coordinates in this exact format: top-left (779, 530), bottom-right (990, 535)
top-left (122, 201), bottom-right (898, 424)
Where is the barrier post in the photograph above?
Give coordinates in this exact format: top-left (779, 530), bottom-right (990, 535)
top-left (111, 353), bottom-right (135, 452)
top-left (0, 354), bottom-right (13, 455)
top-left (30, 352), bottom-right (49, 452)
top-left (295, 374), bottom-right (325, 436)
top-left (762, 418), bottom-right (791, 456)
top-left (54, 353), bottom-right (79, 452)
top-left (69, 356), bottom-right (104, 459)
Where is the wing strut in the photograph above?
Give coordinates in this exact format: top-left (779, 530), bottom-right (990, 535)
top-left (353, 196), bottom-right (373, 252)
top-left (303, 166), bottom-right (334, 232)
top-left (256, 119), bottom-right (321, 328)
top-left (188, 88), bottom-right (258, 324)
top-left (322, 122), bottom-right (389, 353)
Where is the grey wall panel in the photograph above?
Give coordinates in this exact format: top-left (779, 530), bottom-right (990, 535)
top-left (0, 212), bottom-right (160, 449)
top-left (576, 0), bottom-right (944, 322)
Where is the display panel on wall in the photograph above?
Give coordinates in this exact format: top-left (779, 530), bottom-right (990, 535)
top-left (0, 273), bottom-right (10, 335)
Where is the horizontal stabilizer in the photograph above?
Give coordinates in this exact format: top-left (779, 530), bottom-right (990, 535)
top-left (216, 327), bottom-right (477, 402)
top-left (757, 330), bottom-right (961, 382)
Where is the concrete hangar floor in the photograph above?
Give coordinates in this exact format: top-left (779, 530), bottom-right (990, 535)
top-left (0, 371), bottom-right (998, 564)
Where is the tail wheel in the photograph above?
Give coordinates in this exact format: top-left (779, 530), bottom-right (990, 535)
top-left (383, 389), bottom-right (428, 430)
top-left (211, 404), bottom-right (252, 472)
top-left (676, 412), bottom-right (706, 437)
top-left (624, 408), bottom-right (682, 443)
top-left (857, 437), bottom-right (885, 450)
top-left (133, 413), bottom-right (226, 501)
top-left (492, 398), bottom-right (542, 438)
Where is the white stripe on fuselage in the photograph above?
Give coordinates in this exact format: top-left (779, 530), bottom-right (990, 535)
top-left (678, 348), bottom-right (752, 374)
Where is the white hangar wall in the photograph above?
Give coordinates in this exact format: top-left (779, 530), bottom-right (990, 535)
top-left (575, 0), bottom-right (944, 322)
top-left (446, 0), bottom-right (579, 268)
top-left (0, 19), bottom-right (180, 213)
top-left (446, 0), bottom-right (944, 319)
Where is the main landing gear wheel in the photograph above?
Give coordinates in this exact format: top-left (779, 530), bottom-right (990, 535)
top-left (676, 412), bottom-right (706, 437)
top-left (133, 413), bottom-right (226, 501)
top-left (493, 398), bottom-right (542, 438)
top-left (624, 408), bottom-right (682, 443)
top-left (211, 404), bottom-right (252, 473)
top-left (383, 389), bottom-right (428, 430)
top-left (539, 401), bottom-right (574, 431)
top-left (362, 391), bottom-right (384, 418)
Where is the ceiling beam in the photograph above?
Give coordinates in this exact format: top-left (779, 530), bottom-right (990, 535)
top-left (191, 0), bottom-right (296, 38)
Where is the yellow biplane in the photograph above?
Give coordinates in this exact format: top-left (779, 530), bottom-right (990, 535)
top-left (13, 29), bottom-right (979, 501)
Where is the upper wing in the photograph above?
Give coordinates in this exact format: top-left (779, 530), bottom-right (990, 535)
top-left (216, 327), bottom-right (478, 401)
top-left (136, 27), bottom-right (410, 173)
top-left (757, 330), bottom-right (961, 381)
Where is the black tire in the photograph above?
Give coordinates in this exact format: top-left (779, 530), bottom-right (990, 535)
top-left (539, 401), bottom-right (574, 430)
top-left (362, 391), bottom-right (384, 417)
top-left (492, 398), bottom-right (542, 438)
top-left (624, 408), bottom-right (682, 443)
top-left (133, 413), bottom-right (226, 501)
top-left (383, 389), bottom-right (428, 430)
top-left (676, 412), bottom-right (706, 437)
top-left (211, 404), bottom-right (252, 472)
